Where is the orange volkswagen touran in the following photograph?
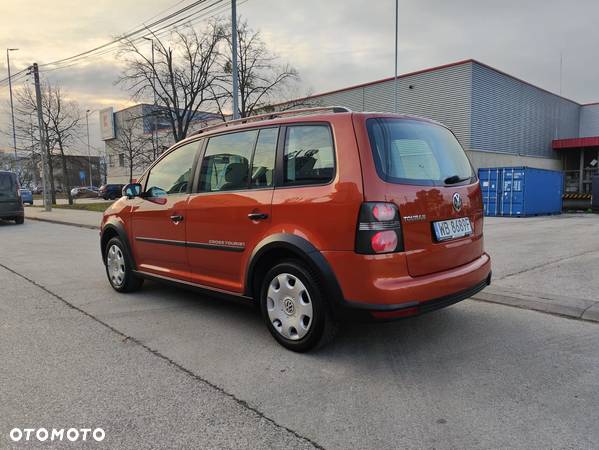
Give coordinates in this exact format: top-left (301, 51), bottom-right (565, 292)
top-left (100, 107), bottom-right (491, 351)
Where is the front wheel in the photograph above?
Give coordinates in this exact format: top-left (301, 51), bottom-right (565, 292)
top-left (260, 260), bottom-right (338, 352)
top-left (14, 216), bottom-right (24, 225)
top-left (105, 237), bottom-right (143, 292)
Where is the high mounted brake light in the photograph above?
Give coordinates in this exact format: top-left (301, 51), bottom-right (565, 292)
top-left (355, 202), bottom-right (403, 254)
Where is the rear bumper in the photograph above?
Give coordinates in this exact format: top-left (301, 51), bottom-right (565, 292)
top-left (0, 209), bottom-right (23, 219)
top-left (322, 250), bottom-right (491, 320)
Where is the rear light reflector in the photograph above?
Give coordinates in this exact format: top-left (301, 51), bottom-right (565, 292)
top-left (371, 231), bottom-right (398, 253)
top-left (355, 202), bottom-right (403, 254)
top-left (372, 203), bottom-right (396, 221)
top-left (371, 307), bottom-right (418, 320)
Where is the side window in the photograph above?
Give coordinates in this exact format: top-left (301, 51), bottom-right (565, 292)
top-left (250, 128), bottom-right (277, 188)
top-left (283, 125), bottom-right (335, 185)
top-left (199, 130), bottom-right (258, 192)
top-left (145, 142), bottom-right (198, 197)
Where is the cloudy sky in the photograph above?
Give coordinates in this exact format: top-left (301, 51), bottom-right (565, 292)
top-left (1, 0), bottom-right (598, 152)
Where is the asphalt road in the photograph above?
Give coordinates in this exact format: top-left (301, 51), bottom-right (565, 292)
top-left (1, 220), bottom-right (598, 449)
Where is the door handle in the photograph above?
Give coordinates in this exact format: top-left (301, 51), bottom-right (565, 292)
top-left (170, 214), bottom-right (184, 223)
top-left (248, 212), bottom-right (269, 221)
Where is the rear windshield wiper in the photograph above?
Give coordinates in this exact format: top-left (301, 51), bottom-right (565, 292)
top-left (444, 175), bottom-right (471, 185)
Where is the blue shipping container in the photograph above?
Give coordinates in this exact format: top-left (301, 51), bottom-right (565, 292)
top-left (478, 167), bottom-right (563, 217)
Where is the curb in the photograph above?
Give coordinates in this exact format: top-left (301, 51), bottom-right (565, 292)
top-left (26, 216), bottom-right (100, 230)
top-left (472, 289), bottom-right (599, 324)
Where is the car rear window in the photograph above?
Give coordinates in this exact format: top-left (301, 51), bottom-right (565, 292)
top-left (0, 173), bottom-right (16, 198)
top-left (366, 118), bottom-right (474, 186)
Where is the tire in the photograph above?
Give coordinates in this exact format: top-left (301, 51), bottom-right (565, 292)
top-left (104, 237), bottom-right (143, 292)
top-left (14, 216), bottom-right (24, 225)
top-left (109, 194), bottom-right (116, 200)
top-left (260, 260), bottom-right (338, 352)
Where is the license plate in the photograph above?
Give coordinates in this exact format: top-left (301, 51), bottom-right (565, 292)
top-left (433, 217), bottom-right (472, 241)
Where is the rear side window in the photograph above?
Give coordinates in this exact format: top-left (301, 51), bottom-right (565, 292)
top-left (283, 125), bottom-right (335, 185)
top-left (199, 130), bottom-right (258, 192)
top-left (0, 173), bottom-right (16, 198)
top-left (145, 142), bottom-right (198, 197)
top-left (367, 118), bottom-right (474, 186)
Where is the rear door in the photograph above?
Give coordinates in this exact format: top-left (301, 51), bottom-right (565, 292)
top-left (130, 141), bottom-right (200, 279)
top-left (357, 116), bottom-right (484, 277)
top-left (185, 127), bottom-right (278, 293)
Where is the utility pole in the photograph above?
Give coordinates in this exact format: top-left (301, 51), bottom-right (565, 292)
top-left (86, 110), bottom-right (93, 186)
top-left (6, 48), bottom-right (19, 176)
top-left (231, 0), bottom-right (240, 119)
top-left (393, 0), bottom-right (399, 114)
top-left (32, 63), bottom-right (51, 212)
top-left (142, 36), bottom-right (158, 160)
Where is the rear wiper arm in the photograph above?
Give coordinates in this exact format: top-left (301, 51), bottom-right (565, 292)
top-left (444, 175), bottom-right (470, 185)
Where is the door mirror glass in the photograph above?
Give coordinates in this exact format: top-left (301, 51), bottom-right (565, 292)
top-left (123, 183), bottom-right (142, 199)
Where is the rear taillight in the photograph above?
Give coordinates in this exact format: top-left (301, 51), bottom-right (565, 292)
top-left (355, 202), bottom-right (403, 254)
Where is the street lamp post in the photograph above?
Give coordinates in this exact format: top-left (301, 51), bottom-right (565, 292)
top-left (86, 109), bottom-right (93, 186)
top-left (6, 48), bottom-right (19, 176)
top-left (393, 0), bottom-right (399, 114)
top-left (231, 0), bottom-right (240, 119)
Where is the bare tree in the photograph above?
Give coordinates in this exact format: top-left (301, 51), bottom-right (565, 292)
top-left (14, 82), bottom-right (83, 205)
top-left (213, 19), bottom-right (300, 119)
top-left (118, 22), bottom-right (225, 142)
top-left (14, 84), bottom-right (57, 203)
top-left (113, 114), bottom-right (148, 183)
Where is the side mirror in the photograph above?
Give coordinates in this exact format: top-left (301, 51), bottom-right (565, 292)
top-left (123, 183), bottom-right (142, 199)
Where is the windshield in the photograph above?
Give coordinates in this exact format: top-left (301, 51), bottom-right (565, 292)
top-left (0, 173), bottom-right (17, 199)
top-left (366, 118), bottom-right (474, 186)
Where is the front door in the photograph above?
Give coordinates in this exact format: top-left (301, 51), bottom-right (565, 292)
top-left (186, 127), bottom-right (278, 293)
top-left (131, 141), bottom-right (200, 279)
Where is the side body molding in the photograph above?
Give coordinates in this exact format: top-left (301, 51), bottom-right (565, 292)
top-left (244, 233), bottom-right (344, 309)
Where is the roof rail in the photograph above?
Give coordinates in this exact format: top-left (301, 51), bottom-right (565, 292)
top-left (194, 106), bottom-right (351, 135)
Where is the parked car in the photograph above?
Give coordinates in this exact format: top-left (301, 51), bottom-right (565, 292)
top-left (31, 185), bottom-right (43, 195)
top-left (71, 186), bottom-right (99, 198)
top-left (98, 184), bottom-right (124, 200)
top-left (19, 189), bottom-right (34, 205)
top-left (0, 171), bottom-right (24, 224)
top-left (100, 108), bottom-right (491, 351)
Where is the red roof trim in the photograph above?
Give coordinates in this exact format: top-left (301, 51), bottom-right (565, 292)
top-left (553, 136), bottom-right (599, 150)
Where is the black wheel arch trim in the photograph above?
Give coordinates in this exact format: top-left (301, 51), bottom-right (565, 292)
top-left (100, 218), bottom-right (136, 270)
top-left (244, 233), bottom-right (345, 309)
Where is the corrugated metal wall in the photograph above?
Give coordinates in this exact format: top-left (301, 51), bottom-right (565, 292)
top-left (471, 62), bottom-right (579, 158)
top-left (579, 104), bottom-right (599, 137)
top-left (303, 63), bottom-right (472, 148)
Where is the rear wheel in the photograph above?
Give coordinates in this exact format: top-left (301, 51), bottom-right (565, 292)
top-left (105, 237), bottom-right (143, 292)
top-left (14, 216), bottom-right (24, 225)
top-left (260, 260), bottom-right (338, 352)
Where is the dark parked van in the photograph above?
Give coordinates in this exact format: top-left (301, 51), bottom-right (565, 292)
top-left (0, 171), bottom-right (24, 224)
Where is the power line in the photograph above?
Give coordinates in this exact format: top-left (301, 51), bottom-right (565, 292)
top-left (39, 0), bottom-right (221, 70)
top-left (40, 0), bottom-right (232, 74)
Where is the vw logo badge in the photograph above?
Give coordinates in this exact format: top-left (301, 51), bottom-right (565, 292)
top-left (452, 192), bottom-right (463, 212)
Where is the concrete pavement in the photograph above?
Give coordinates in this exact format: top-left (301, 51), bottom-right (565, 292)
top-left (1, 220), bottom-right (598, 449)
top-left (0, 264), bottom-right (316, 450)
top-left (474, 214), bottom-right (599, 322)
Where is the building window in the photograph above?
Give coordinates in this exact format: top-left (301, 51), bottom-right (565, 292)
top-left (108, 155), bottom-right (115, 168)
top-left (118, 153), bottom-right (125, 167)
